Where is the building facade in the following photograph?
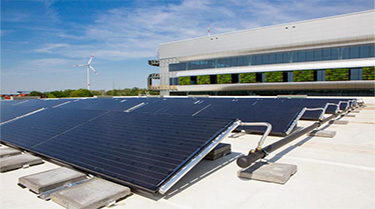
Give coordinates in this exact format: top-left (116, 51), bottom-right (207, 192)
top-left (150, 10), bottom-right (375, 96)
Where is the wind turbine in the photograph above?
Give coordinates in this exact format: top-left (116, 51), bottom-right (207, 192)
top-left (72, 53), bottom-right (99, 90)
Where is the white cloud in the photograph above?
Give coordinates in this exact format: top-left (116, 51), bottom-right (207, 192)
top-left (34, 44), bottom-right (70, 53)
top-left (33, 0), bottom-right (373, 62)
top-left (2, 58), bottom-right (80, 77)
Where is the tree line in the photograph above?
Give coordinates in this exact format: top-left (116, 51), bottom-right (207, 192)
top-left (30, 88), bottom-right (159, 98)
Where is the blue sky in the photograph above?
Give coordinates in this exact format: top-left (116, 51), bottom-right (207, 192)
top-left (1, 0), bottom-right (374, 93)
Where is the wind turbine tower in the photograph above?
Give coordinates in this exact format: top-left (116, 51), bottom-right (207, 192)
top-left (73, 53), bottom-right (99, 90)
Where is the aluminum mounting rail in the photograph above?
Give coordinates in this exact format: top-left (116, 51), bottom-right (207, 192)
top-left (236, 104), bottom-right (360, 169)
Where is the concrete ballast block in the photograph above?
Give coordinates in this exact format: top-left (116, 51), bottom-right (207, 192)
top-left (204, 143), bottom-right (231, 160)
top-left (308, 130), bottom-right (336, 138)
top-left (0, 147), bottom-right (22, 158)
top-left (238, 162), bottom-right (297, 184)
top-left (51, 178), bottom-right (131, 209)
top-left (329, 120), bottom-right (349, 125)
top-left (19, 167), bottom-right (87, 194)
top-left (0, 154), bottom-right (43, 173)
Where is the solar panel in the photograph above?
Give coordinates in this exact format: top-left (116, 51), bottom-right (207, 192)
top-left (132, 98), bottom-right (209, 115)
top-left (190, 98), bottom-right (303, 136)
top-left (276, 98), bottom-right (356, 119)
top-left (0, 106), bottom-right (43, 123)
top-left (0, 99), bottom-right (76, 123)
top-left (8, 99), bottom-right (74, 108)
top-left (58, 98), bottom-right (155, 112)
top-left (0, 109), bottom-right (236, 193)
top-left (0, 108), bottom-right (105, 149)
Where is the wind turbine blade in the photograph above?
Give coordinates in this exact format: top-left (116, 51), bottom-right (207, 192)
top-left (72, 64), bottom-right (85, 67)
top-left (87, 52), bottom-right (95, 65)
top-left (89, 65), bottom-right (99, 75)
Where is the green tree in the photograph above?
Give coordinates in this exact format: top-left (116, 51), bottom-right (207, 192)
top-left (69, 89), bottom-right (93, 97)
top-left (325, 68), bottom-right (349, 81)
top-left (363, 67), bottom-right (375, 80)
top-left (293, 70), bottom-right (314, 82)
top-left (62, 89), bottom-right (74, 97)
top-left (179, 77), bottom-right (191, 85)
top-left (47, 93), bottom-right (57, 98)
top-left (197, 75), bottom-right (210, 84)
top-left (217, 74), bottom-right (232, 84)
top-left (265, 72), bottom-right (283, 82)
top-left (91, 90), bottom-right (106, 96)
top-left (240, 73), bottom-right (256, 83)
top-left (30, 91), bottom-right (43, 96)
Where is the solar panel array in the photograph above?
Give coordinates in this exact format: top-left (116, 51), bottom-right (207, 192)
top-left (0, 99), bottom-right (73, 123)
top-left (0, 97), bottom-right (355, 193)
top-left (1, 108), bottom-right (234, 192)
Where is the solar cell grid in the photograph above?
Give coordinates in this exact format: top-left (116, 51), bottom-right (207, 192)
top-left (8, 99), bottom-right (74, 108)
top-left (58, 98), bottom-right (156, 112)
top-left (131, 98), bottom-right (209, 116)
top-left (0, 106), bottom-right (43, 123)
top-left (0, 108), bottom-right (106, 149)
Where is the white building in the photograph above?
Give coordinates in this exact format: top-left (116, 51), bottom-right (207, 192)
top-left (149, 10), bottom-right (375, 96)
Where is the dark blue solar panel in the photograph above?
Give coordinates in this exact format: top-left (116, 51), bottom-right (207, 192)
top-left (0, 99), bottom-right (77, 123)
top-left (8, 99), bottom-right (74, 108)
top-left (133, 98), bottom-right (210, 115)
top-left (132, 97), bottom-right (303, 136)
top-left (0, 106), bottom-right (42, 123)
top-left (275, 98), bottom-right (355, 119)
top-left (300, 110), bottom-right (324, 120)
top-left (0, 108), bottom-right (105, 149)
top-left (58, 98), bottom-right (156, 112)
top-left (168, 98), bottom-right (300, 136)
top-left (0, 100), bottom-right (22, 106)
top-left (1, 109), bottom-right (235, 193)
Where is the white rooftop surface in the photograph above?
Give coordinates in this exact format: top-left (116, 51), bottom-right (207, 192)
top-left (1, 97), bottom-right (374, 209)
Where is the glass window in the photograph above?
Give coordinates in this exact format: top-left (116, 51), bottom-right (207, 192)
top-left (314, 70), bottom-right (325, 81)
top-left (298, 51), bottom-right (306, 62)
top-left (360, 45), bottom-right (370, 58)
top-left (217, 58), bottom-right (225, 68)
top-left (314, 49), bottom-right (322, 61)
top-left (331, 48), bottom-right (339, 60)
top-left (276, 53), bottom-right (283, 63)
top-left (350, 46), bottom-right (359, 58)
top-left (241, 56), bottom-right (251, 66)
top-left (188, 60), bottom-right (215, 70)
top-left (171, 44), bottom-right (374, 72)
top-left (283, 52), bottom-right (291, 63)
top-left (169, 63), bottom-right (186, 71)
top-left (269, 53), bottom-right (276, 64)
top-left (231, 57), bottom-right (237, 66)
top-left (169, 77), bottom-right (179, 85)
top-left (342, 47), bottom-right (350, 59)
top-left (306, 50), bottom-right (314, 61)
top-left (227, 58), bottom-right (232, 67)
top-left (252, 55), bottom-right (262, 65)
top-left (292, 52), bottom-right (298, 62)
top-left (322, 49), bottom-right (331, 60)
top-left (263, 54), bottom-right (270, 64)
top-left (350, 68), bottom-right (362, 80)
